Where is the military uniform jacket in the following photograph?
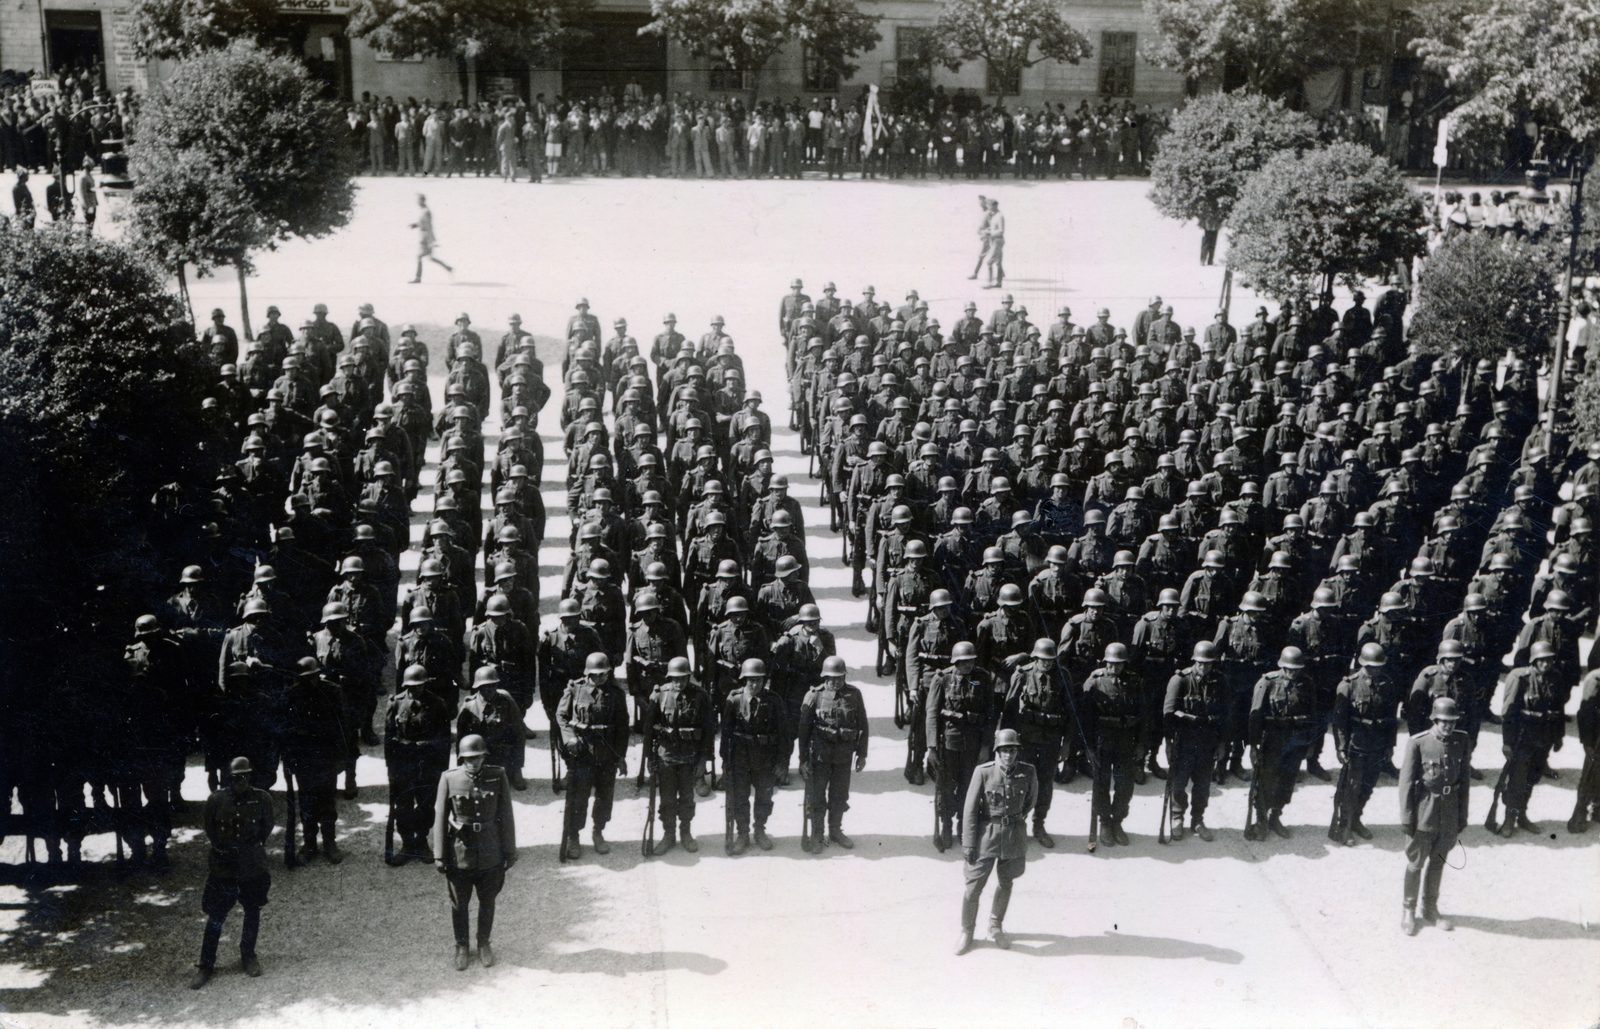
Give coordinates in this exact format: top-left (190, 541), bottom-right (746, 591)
top-left (539, 623), bottom-right (603, 699)
top-left (1059, 611), bottom-right (1120, 673)
top-left (557, 672), bottom-right (630, 765)
top-left (1249, 670), bottom-right (1316, 743)
top-left (204, 786), bottom-right (275, 881)
top-left (642, 681), bottom-right (715, 766)
top-left (1398, 728), bottom-right (1469, 835)
top-left (886, 565), bottom-right (941, 641)
top-left (1083, 667), bottom-right (1142, 738)
top-left (431, 764), bottom-right (516, 871)
top-left (625, 617), bottom-right (688, 685)
top-left (1500, 666), bottom-right (1564, 751)
top-left (906, 612), bottom-right (968, 691)
top-left (469, 617), bottom-right (537, 687)
top-left (1163, 664), bottom-right (1226, 730)
top-left (385, 687), bottom-right (451, 762)
top-left (457, 686), bottom-right (527, 752)
top-left (769, 624), bottom-right (836, 693)
top-left (285, 674), bottom-right (351, 762)
top-left (927, 665), bottom-right (1001, 751)
top-left (720, 686), bottom-right (788, 761)
top-left (1003, 661), bottom-right (1074, 747)
top-left (1331, 669), bottom-right (1394, 754)
top-left (799, 683), bottom-right (869, 766)
top-left (710, 620), bottom-right (772, 676)
top-left (1407, 663), bottom-right (1473, 728)
top-left (962, 759), bottom-right (1038, 861)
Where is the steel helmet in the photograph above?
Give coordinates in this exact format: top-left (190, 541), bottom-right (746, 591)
top-left (1529, 641), bottom-right (1556, 661)
top-left (1436, 639), bottom-right (1464, 660)
top-left (1192, 641), bottom-right (1218, 662)
top-left (1103, 643), bottom-right (1129, 663)
top-left (243, 597), bottom-right (271, 617)
top-left (821, 656), bottom-right (847, 677)
top-left (951, 641), bottom-right (978, 661)
top-left (585, 653), bottom-right (613, 673)
top-left (557, 598), bottom-right (581, 617)
top-left (724, 595), bottom-right (750, 613)
top-left (998, 584), bottom-right (1024, 606)
top-left (1311, 588), bottom-right (1336, 609)
top-left (1158, 588), bottom-right (1180, 606)
top-left (458, 734), bottom-right (489, 758)
top-left (740, 658), bottom-right (767, 678)
top-left (929, 589), bottom-right (953, 608)
top-left (1358, 643), bottom-right (1387, 666)
top-left (1379, 592), bottom-right (1405, 612)
top-left (904, 539), bottom-right (928, 559)
top-left (1268, 551), bottom-right (1292, 570)
top-left (1544, 589), bottom-right (1571, 611)
top-left (1046, 546), bottom-right (1069, 564)
top-left (402, 665), bottom-right (429, 686)
top-left (667, 657), bottom-right (692, 677)
top-left (588, 558), bottom-right (612, 579)
top-left (420, 558), bottom-right (446, 578)
top-left (1277, 646), bottom-right (1306, 669)
top-left (340, 556), bottom-right (365, 575)
top-left (716, 560), bottom-right (740, 578)
top-left (1083, 588), bottom-right (1110, 607)
top-left (1463, 593), bottom-right (1487, 612)
top-left (485, 594), bottom-right (512, 616)
top-left (1429, 696), bottom-right (1461, 721)
top-left (1239, 591), bottom-right (1267, 612)
top-left (473, 667), bottom-right (501, 688)
top-left (321, 602), bottom-right (349, 622)
top-left (797, 604), bottom-right (821, 622)
top-left (774, 555), bottom-right (800, 577)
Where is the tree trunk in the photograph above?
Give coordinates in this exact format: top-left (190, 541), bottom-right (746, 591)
top-left (1546, 151), bottom-right (1589, 415)
top-left (176, 264), bottom-right (195, 330)
top-left (236, 258), bottom-right (254, 342)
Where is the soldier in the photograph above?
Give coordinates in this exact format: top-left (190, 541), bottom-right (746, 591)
top-left (721, 658), bottom-right (789, 854)
top-left (573, 558), bottom-right (628, 666)
top-left (283, 657), bottom-right (351, 865)
top-left (1497, 641), bottom-right (1564, 837)
top-left (1398, 697), bottom-right (1469, 935)
top-left (384, 665), bottom-right (451, 865)
top-left (770, 604), bottom-right (836, 785)
top-left (1131, 588), bottom-right (1183, 782)
top-left (1329, 643), bottom-right (1396, 846)
top-left (1083, 643), bottom-right (1142, 846)
top-left (625, 590), bottom-right (688, 732)
top-left (1213, 590), bottom-right (1272, 784)
top-left (538, 599), bottom-right (604, 772)
top-left (1000, 638), bottom-right (1075, 845)
top-left (430, 734), bottom-right (517, 970)
top-left (190, 756), bottom-right (275, 989)
top-left (955, 728), bottom-right (1037, 956)
top-left (797, 656), bottom-right (869, 852)
top-left (1247, 647), bottom-right (1318, 839)
top-left (121, 615), bottom-right (186, 870)
top-left (1163, 641), bottom-right (1225, 841)
top-left (641, 657), bottom-right (716, 854)
top-left (457, 667), bottom-right (528, 791)
top-left (395, 606), bottom-right (461, 710)
top-left (926, 640), bottom-right (1002, 850)
top-left (555, 653), bottom-right (630, 859)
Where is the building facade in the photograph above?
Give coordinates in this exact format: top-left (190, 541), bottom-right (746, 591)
top-left (2, 0), bottom-right (1187, 111)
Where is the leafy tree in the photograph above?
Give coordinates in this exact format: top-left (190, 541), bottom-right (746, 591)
top-left (1409, 232), bottom-right (1559, 365)
top-left (927, 0), bottom-right (1093, 90)
top-left (0, 225), bottom-right (211, 722)
top-left (1142, 0), bottom-right (1387, 97)
top-left (127, 40), bottom-right (358, 341)
top-left (347, 0), bottom-right (593, 64)
top-left (1147, 90), bottom-right (1316, 260)
top-left (1226, 141), bottom-right (1428, 300)
top-left (642, 0), bottom-right (880, 96)
top-left (128, 0), bottom-right (283, 60)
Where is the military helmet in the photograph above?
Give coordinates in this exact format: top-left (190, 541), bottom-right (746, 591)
top-left (667, 657), bottom-right (692, 678)
top-left (1103, 642), bottom-right (1129, 663)
top-left (473, 667), bottom-right (501, 688)
top-left (725, 595), bottom-right (750, 613)
top-left (1437, 639), bottom-right (1464, 660)
top-left (1031, 638), bottom-right (1058, 660)
top-left (1529, 641), bottom-right (1556, 662)
top-left (1192, 641), bottom-right (1218, 662)
top-left (229, 756), bottom-right (253, 776)
top-left (1358, 643), bottom-right (1387, 666)
top-left (775, 555), bottom-right (800, 577)
top-left (998, 584), bottom-right (1024, 606)
top-left (740, 658), bottom-right (767, 679)
top-left (557, 598), bottom-right (581, 617)
top-left (1277, 646), bottom-right (1306, 669)
top-left (1239, 591), bottom-right (1267, 612)
top-left (585, 653), bottom-right (613, 673)
top-left (797, 604), bottom-right (821, 622)
top-left (458, 734), bottom-right (489, 758)
top-left (1544, 589), bottom-right (1571, 611)
top-left (821, 656), bottom-right (847, 677)
top-left (951, 641), bottom-right (978, 662)
top-left (1083, 588), bottom-right (1110, 607)
top-left (321, 601), bottom-right (349, 622)
top-left (1430, 696), bottom-right (1461, 721)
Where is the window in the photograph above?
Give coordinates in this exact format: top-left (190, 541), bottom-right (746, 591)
top-left (896, 26), bottom-right (933, 86)
top-left (1100, 31), bottom-right (1136, 97)
top-left (709, 59), bottom-right (753, 92)
top-left (804, 45), bottom-right (839, 92)
top-left (986, 62), bottom-right (1020, 96)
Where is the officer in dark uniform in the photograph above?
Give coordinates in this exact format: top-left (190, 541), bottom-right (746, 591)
top-left (385, 665), bottom-right (451, 864)
top-left (555, 653), bottom-right (630, 859)
top-left (1000, 638), bottom-right (1074, 846)
top-left (457, 667), bottom-right (528, 790)
top-left (641, 657), bottom-right (715, 854)
top-left (798, 655), bottom-right (869, 852)
top-left (722, 658), bottom-right (789, 854)
top-left (926, 640), bottom-right (1001, 851)
top-left (1329, 643), bottom-right (1395, 846)
top-left (191, 756), bottom-right (275, 989)
top-left (1083, 643), bottom-right (1142, 846)
top-left (1398, 697), bottom-right (1468, 935)
top-left (1163, 641), bottom-right (1225, 841)
top-left (1247, 646), bottom-right (1317, 839)
top-left (431, 734), bottom-right (517, 969)
top-left (956, 728), bottom-right (1037, 956)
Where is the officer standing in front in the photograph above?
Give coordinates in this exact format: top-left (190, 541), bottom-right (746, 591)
top-left (797, 655), bottom-right (869, 852)
top-left (1398, 697), bottom-right (1468, 935)
top-left (431, 734), bottom-right (517, 970)
top-left (191, 756), bottom-right (275, 990)
top-left (956, 728), bottom-right (1037, 955)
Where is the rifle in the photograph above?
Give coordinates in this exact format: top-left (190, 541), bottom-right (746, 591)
top-left (1242, 746), bottom-right (1260, 842)
top-left (284, 762), bottom-right (299, 866)
top-left (1157, 773), bottom-right (1172, 845)
top-left (113, 787), bottom-right (125, 871)
top-left (1484, 763), bottom-right (1510, 833)
top-left (801, 750), bottom-right (817, 852)
top-left (551, 736), bottom-right (565, 794)
top-left (1327, 759), bottom-right (1350, 845)
top-left (1569, 749), bottom-right (1595, 834)
top-left (724, 781), bottom-right (734, 855)
top-left (384, 794), bottom-right (397, 865)
top-left (641, 758), bottom-right (658, 858)
top-left (1060, 677), bottom-right (1100, 853)
top-left (932, 749), bottom-right (947, 851)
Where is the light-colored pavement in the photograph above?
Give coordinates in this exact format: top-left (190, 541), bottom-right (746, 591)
top-left (0, 175), bottom-right (1596, 1029)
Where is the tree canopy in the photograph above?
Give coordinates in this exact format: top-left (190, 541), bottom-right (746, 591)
top-left (1142, 0), bottom-right (1386, 97)
top-left (1409, 231), bottom-right (1560, 364)
top-left (1226, 142), bottom-right (1428, 300)
top-left (128, 0), bottom-right (282, 60)
top-left (1147, 89), bottom-right (1317, 234)
top-left (347, 0), bottom-right (594, 64)
top-left (642, 0), bottom-right (880, 87)
top-left (927, 0), bottom-right (1093, 86)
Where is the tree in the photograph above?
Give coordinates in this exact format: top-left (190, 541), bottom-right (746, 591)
top-left (1142, 0), bottom-right (1387, 98)
top-left (642, 0), bottom-right (880, 97)
top-left (127, 40), bottom-right (358, 341)
top-left (347, 0), bottom-right (593, 65)
top-left (0, 225), bottom-right (211, 734)
top-left (1226, 142), bottom-right (1427, 300)
top-left (1409, 232), bottom-right (1559, 365)
top-left (1413, 0), bottom-right (1600, 407)
top-left (1147, 90), bottom-right (1316, 262)
top-left (128, 0), bottom-right (283, 60)
top-left (927, 0), bottom-right (1093, 92)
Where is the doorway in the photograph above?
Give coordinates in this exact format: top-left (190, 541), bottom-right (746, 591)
top-left (45, 10), bottom-right (105, 79)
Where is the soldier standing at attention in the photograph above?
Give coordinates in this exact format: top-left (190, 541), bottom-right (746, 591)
top-left (191, 757), bottom-right (275, 990)
top-left (385, 665), bottom-right (451, 864)
top-left (956, 728), bottom-right (1037, 955)
top-left (722, 658), bottom-right (788, 854)
top-left (1398, 697), bottom-right (1468, 935)
top-left (556, 653), bottom-right (631, 859)
top-left (431, 734), bottom-right (517, 970)
top-left (797, 656), bottom-right (869, 852)
top-left (641, 657), bottom-right (715, 854)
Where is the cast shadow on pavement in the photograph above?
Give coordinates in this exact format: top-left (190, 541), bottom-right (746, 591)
top-left (1003, 930), bottom-right (1244, 963)
top-left (521, 947), bottom-right (728, 976)
top-left (1449, 914), bottom-right (1598, 940)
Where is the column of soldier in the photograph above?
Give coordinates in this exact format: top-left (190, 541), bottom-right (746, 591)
top-left (782, 279), bottom-right (1598, 864)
